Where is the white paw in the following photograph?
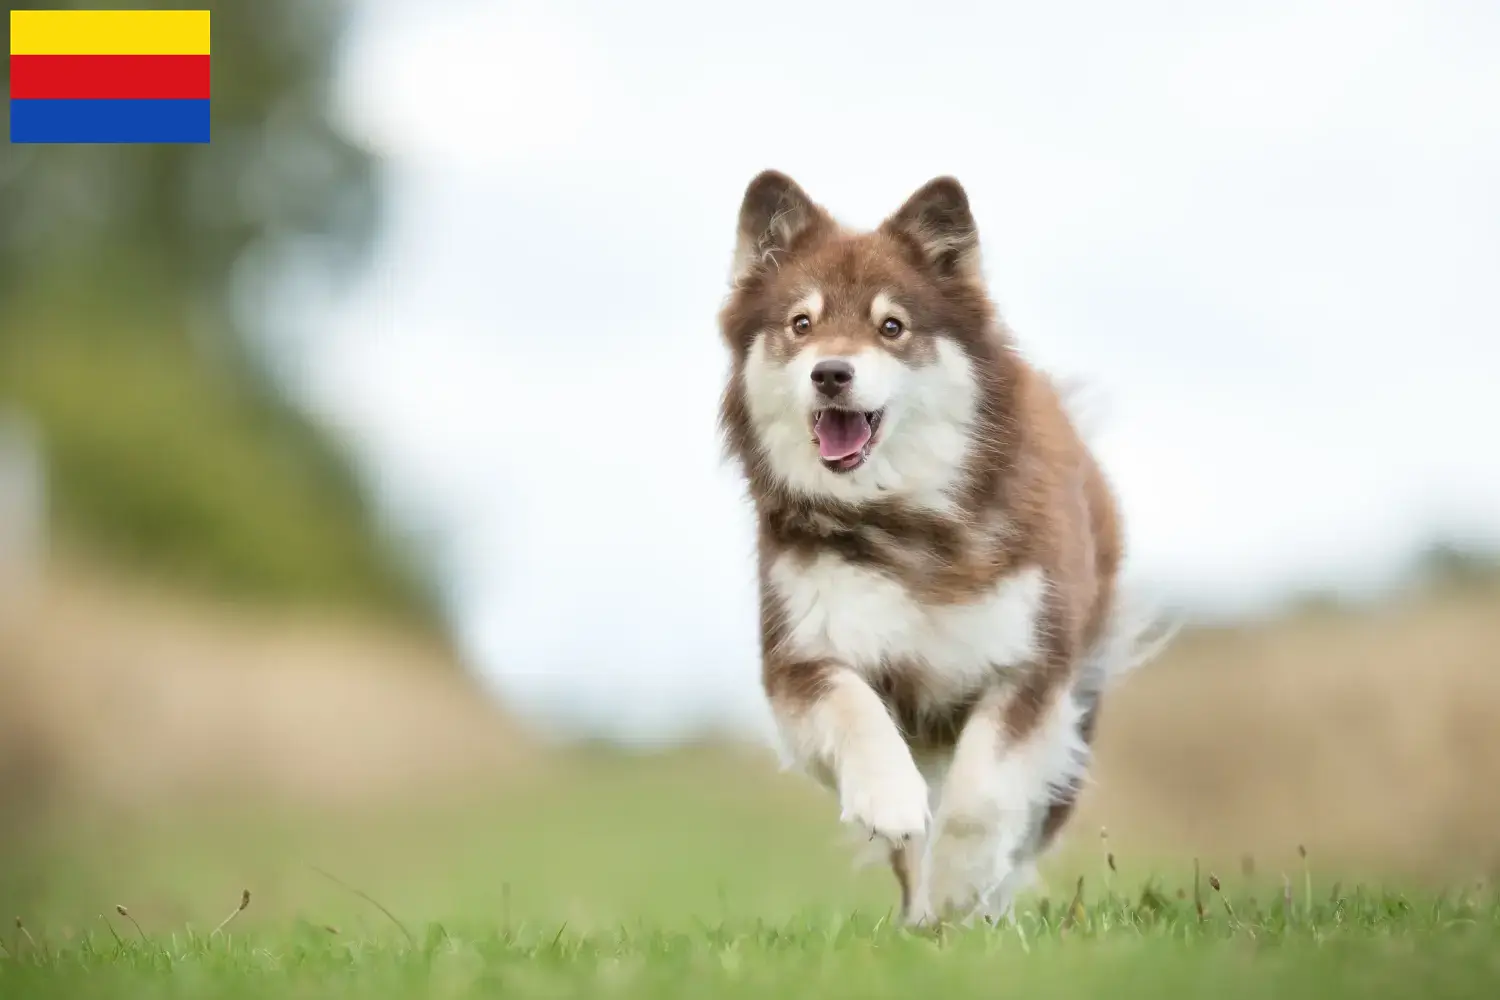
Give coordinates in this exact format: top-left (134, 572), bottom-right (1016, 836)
top-left (926, 864), bottom-right (987, 922)
top-left (837, 744), bottom-right (930, 846)
top-left (923, 818), bottom-right (1008, 921)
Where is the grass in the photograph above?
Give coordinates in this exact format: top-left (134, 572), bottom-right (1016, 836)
top-left (2, 892), bottom-right (1499, 999)
top-left (4, 749), bottom-right (1500, 998)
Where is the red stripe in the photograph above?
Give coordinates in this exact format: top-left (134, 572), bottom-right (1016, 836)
top-left (9, 55), bottom-right (210, 101)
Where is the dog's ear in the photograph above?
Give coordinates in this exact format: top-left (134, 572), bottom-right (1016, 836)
top-left (731, 170), bottom-right (832, 285)
top-left (881, 176), bottom-right (981, 282)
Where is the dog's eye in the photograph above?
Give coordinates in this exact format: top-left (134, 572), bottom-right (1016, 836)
top-left (791, 314), bottom-right (812, 334)
top-left (880, 317), bottom-right (904, 338)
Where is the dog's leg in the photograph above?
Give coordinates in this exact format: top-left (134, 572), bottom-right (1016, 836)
top-left (912, 677), bottom-right (1089, 926)
top-left (767, 663), bottom-right (930, 848)
top-left (965, 690), bottom-right (1099, 923)
top-left (889, 843), bottom-right (915, 920)
top-left (891, 751), bottom-right (949, 922)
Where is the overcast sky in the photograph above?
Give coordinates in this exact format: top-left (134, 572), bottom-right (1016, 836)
top-left (276, 0), bottom-right (1500, 740)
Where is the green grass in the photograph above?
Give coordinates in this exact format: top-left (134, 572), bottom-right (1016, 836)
top-left (4, 749), bottom-right (1498, 997)
top-left (4, 885), bottom-right (1497, 998)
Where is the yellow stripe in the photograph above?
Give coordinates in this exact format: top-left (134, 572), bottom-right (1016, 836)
top-left (10, 10), bottom-right (210, 56)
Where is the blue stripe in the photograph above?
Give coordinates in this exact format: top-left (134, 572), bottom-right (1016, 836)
top-left (10, 99), bottom-right (210, 144)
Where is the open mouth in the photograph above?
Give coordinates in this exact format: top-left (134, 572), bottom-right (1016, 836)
top-left (811, 408), bottom-right (884, 473)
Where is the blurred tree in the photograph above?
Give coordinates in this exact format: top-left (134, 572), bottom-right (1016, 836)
top-left (0, 1), bottom-right (441, 632)
top-left (1409, 540), bottom-right (1500, 593)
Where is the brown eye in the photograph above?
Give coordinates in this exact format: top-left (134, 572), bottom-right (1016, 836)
top-left (880, 317), bottom-right (904, 338)
top-left (791, 314), bottom-right (812, 334)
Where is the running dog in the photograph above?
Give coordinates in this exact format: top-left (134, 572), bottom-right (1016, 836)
top-left (716, 170), bottom-right (1167, 924)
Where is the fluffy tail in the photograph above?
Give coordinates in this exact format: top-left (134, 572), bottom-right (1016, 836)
top-left (1075, 588), bottom-right (1182, 702)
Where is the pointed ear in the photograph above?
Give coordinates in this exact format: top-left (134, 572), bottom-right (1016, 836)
top-left (881, 176), bottom-right (981, 281)
top-left (731, 170), bottom-right (831, 285)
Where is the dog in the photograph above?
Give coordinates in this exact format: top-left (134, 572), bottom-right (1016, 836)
top-left (716, 170), bottom-right (1168, 925)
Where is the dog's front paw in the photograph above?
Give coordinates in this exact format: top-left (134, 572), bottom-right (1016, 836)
top-left (837, 743), bottom-right (930, 846)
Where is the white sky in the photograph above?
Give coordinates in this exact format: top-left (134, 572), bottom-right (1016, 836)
top-left (282, 0), bottom-right (1500, 740)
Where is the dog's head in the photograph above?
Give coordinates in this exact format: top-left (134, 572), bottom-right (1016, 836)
top-left (719, 171), bottom-right (1001, 508)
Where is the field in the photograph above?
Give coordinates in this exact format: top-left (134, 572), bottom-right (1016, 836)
top-left (10, 909), bottom-right (1500, 1000)
top-left (4, 570), bottom-right (1500, 997)
top-left (4, 752), bottom-right (1500, 998)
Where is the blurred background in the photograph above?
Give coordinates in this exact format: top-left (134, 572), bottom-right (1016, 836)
top-left (2, 0), bottom-right (1499, 933)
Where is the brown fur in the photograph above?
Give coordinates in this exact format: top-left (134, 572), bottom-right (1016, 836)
top-left (718, 171), bottom-right (1124, 901)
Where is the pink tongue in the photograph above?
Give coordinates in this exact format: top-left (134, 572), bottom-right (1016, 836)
top-left (814, 410), bottom-right (872, 461)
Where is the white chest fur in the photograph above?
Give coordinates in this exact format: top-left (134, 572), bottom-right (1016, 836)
top-left (769, 552), bottom-right (1046, 705)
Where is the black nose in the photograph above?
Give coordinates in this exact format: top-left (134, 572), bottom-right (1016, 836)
top-left (810, 359), bottom-right (854, 397)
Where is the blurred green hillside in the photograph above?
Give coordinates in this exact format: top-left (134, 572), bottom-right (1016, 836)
top-left (0, 1), bottom-right (441, 632)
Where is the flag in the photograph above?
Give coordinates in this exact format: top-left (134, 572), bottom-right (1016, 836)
top-left (9, 10), bottom-right (211, 144)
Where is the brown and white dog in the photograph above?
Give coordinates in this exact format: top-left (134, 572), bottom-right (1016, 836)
top-left (717, 170), bottom-right (1168, 925)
